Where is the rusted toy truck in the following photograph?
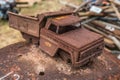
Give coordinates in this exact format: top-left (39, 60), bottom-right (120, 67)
top-left (8, 11), bottom-right (104, 67)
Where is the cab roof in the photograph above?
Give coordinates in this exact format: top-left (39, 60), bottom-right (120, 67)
top-left (49, 15), bottom-right (81, 26)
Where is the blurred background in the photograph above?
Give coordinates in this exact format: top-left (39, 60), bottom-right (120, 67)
top-left (0, 0), bottom-right (81, 49)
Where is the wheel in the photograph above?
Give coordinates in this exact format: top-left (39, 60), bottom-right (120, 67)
top-left (21, 32), bottom-right (39, 46)
top-left (58, 50), bottom-right (72, 64)
top-left (21, 32), bottom-right (32, 43)
top-left (81, 58), bottom-right (94, 67)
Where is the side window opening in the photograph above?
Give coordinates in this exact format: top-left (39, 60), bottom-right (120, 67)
top-left (58, 25), bottom-right (78, 34)
top-left (48, 23), bottom-right (80, 34)
top-left (48, 24), bottom-right (57, 33)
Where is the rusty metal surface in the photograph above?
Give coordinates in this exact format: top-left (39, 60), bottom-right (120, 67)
top-left (38, 11), bottom-right (74, 18)
top-left (8, 11), bottom-right (74, 38)
top-left (8, 12), bottom-right (40, 37)
top-left (41, 27), bottom-right (104, 51)
top-left (8, 11), bottom-right (104, 67)
top-left (0, 42), bottom-right (120, 80)
top-left (58, 28), bottom-right (103, 49)
top-left (49, 15), bottom-right (81, 26)
top-left (39, 36), bottom-right (58, 56)
top-left (40, 27), bottom-right (104, 67)
top-left (21, 32), bottom-right (39, 45)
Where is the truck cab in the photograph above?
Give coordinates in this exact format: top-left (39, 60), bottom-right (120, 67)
top-left (40, 14), bottom-right (104, 67)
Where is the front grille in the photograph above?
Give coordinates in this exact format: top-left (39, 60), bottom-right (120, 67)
top-left (79, 42), bottom-right (104, 61)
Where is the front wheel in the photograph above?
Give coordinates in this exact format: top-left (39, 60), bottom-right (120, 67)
top-left (58, 50), bottom-right (72, 64)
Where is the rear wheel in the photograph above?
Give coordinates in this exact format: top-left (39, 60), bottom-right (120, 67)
top-left (21, 32), bottom-right (39, 46)
top-left (21, 32), bottom-right (32, 43)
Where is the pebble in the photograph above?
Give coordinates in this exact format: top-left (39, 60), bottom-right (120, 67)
top-left (117, 55), bottom-right (120, 60)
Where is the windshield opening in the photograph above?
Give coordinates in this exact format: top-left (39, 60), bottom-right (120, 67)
top-left (48, 23), bottom-right (80, 34)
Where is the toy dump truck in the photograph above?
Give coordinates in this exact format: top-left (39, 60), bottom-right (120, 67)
top-left (8, 11), bottom-right (104, 67)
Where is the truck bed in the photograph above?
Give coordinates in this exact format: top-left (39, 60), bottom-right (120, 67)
top-left (8, 12), bottom-right (40, 37)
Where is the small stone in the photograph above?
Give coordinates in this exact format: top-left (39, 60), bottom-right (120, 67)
top-left (117, 55), bottom-right (120, 60)
top-left (63, 78), bottom-right (67, 80)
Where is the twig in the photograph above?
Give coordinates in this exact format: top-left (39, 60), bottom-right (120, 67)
top-left (0, 71), bottom-right (13, 80)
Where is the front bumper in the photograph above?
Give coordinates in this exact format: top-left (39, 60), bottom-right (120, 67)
top-left (73, 39), bottom-right (104, 67)
top-left (73, 50), bottom-right (103, 67)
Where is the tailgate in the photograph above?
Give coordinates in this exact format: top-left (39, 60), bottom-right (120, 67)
top-left (8, 12), bottom-right (40, 37)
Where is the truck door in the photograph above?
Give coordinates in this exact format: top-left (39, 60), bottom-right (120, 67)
top-left (39, 24), bottom-right (59, 56)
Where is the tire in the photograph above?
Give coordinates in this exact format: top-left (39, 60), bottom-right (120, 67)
top-left (58, 50), bottom-right (72, 64)
top-left (21, 32), bottom-right (39, 46)
top-left (21, 32), bottom-right (32, 43)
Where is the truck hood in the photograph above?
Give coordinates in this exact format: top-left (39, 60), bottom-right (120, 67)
top-left (58, 27), bottom-right (103, 49)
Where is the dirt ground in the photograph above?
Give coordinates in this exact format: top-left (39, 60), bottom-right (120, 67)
top-left (0, 42), bottom-right (120, 80)
top-left (0, 0), bottom-right (81, 49)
